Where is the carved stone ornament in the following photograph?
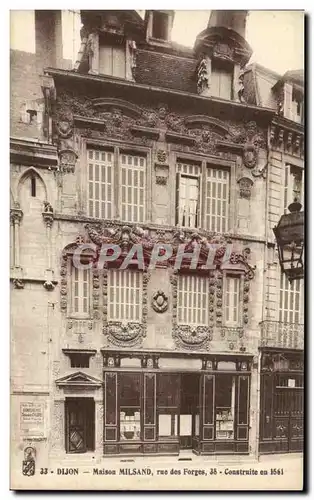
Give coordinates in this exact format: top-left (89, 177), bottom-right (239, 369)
top-left (55, 120), bottom-right (73, 139)
top-left (197, 57), bottom-right (209, 95)
top-left (171, 270), bottom-right (213, 350)
top-left (154, 163), bottom-right (169, 185)
top-left (43, 280), bottom-right (55, 291)
top-left (212, 43), bottom-right (234, 62)
top-left (10, 203), bottom-right (23, 225)
top-left (13, 278), bottom-right (24, 289)
top-left (237, 177), bottom-right (254, 199)
top-left (42, 201), bottom-right (54, 227)
top-left (152, 291), bottom-right (168, 313)
top-left (243, 144), bottom-right (257, 169)
top-left (104, 322), bottom-right (145, 347)
top-left (156, 149), bottom-right (167, 163)
top-left (233, 121), bottom-right (267, 177)
top-left (103, 268), bottom-right (150, 347)
top-left (173, 325), bottom-right (212, 350)
top-left (52, 91), bottom-right (269, 164)
top-left (58, 149), bottom-right (78, 173)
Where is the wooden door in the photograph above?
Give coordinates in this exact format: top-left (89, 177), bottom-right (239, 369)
top-left (66, 400), bottom-right (87, 453)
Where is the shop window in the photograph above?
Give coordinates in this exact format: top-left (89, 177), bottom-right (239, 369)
top-left (157, 374), bottom-right (179, 439)
top-left (119, 373), bottom-right (141, 441)
top-left (215, 374), bottom-right (236, 440)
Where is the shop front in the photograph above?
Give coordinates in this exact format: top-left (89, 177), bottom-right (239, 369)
top-left (102, 351), bottom-right (252, 456)
top-left (259, 349), bottom-right (304, 454)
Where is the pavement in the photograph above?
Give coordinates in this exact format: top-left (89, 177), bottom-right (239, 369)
top-left (12, 452), bottom-right (304, 491)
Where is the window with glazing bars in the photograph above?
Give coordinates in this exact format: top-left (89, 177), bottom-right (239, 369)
top-left (120, 153), bottom-right (146, 223)
top-left (108, 269), bottom-right (143, 322)
top-left (176, 161), bottom-right (201, 228)
top-left (284, 164), bottom-right (303, 213)
top-left (205, 167), bottom-right (229, 232)
top-left (177, 275), bottom-right (208, 325)
top-left (225, 275), bottom-right (241, 326)
top-left (279, 274), bottom-right (301, 323)
top-left (72, 265), bottom-right (90, 316)
top-left (88, 149), bottom-right (114, 219)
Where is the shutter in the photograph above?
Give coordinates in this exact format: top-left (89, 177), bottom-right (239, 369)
top-left (99, 45), bottom-right (113, 75)
top-left (175, 172), bottom-right (181, 225)
top-left (219, 68), bottom-right (232, 99)
top-left (112, 45), bottom-right (126, 78)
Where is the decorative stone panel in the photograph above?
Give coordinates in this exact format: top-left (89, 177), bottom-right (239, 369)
top-left (103, 268), bottom-right (150, 347)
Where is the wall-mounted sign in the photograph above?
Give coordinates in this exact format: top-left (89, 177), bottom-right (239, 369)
top-left (20, 402), bottom-right (45, 438)
top-left (288, 379), bottom-right (296, 388)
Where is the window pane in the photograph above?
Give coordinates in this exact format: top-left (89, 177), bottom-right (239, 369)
top-left (206, 167), bottom-right (229, 232)
top-left (177, 275), bottom-right (208, 326)
top-left (120, 154), bottom-right (146, 223)
top-left (108, 269), bottom-right (142, 322)
top-left (87, 149), bottom-right (114, 219)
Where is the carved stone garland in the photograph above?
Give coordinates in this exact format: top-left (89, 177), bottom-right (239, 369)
top-left (51, 91), bottom-right (268, 176)
top-left (103, 266), bottom-right (150, 347)
top-left (170, 271), bottom-right (213, 351)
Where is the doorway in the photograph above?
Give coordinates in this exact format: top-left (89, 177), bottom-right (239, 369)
top-left (179, 373), bottom-right (200, 449)
top-left (65, 398), bottom-right (95, 453)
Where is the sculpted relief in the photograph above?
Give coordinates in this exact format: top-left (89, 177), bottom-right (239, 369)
top-left (52, 91), bottom-right (267, 176)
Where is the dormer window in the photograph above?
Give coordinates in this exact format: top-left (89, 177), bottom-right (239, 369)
top-left (291, 88), bottom-right (303, 124)
top-left (99, 39), bottom-right (126, 78)
top-left (147, 10), bottom-right (173, 44)
top-left (152, 11), bottom-right (169, 40)
top-left (211, 59), bottom-right (233, 100)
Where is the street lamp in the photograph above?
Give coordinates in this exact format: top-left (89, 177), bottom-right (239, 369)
top-left (273, 200), bottom-right (304, 282)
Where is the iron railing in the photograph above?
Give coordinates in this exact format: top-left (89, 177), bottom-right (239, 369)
top-left (260, 320), bottom-right (304, 350)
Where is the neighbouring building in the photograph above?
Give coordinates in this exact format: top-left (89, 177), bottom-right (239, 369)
top-left (10, 10), bottom-right (304, 470)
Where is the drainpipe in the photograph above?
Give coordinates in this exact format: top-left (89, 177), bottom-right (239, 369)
top-left (255, 122), bottom-right (272, 461)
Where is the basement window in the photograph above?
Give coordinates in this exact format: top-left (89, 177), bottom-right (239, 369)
top-left (152, 12), bottom-right (169, 41)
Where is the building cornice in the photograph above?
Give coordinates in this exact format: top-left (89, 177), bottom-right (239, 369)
top-left (53, 212), bottom-right (269, 245)
top-left (272, 115), bottom-right (304, 135)
top-left (10, 137), bottom-right (58, 168)
top-left (45, 67), bottom-right (276, 122)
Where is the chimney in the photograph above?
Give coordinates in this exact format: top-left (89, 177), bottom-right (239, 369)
top-left (35, 10), bottom-right (65, 69)
top-left (208, 10), bottom-right (248, 40)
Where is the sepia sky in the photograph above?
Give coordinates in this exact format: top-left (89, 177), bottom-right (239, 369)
top-left (10, 10), bottom-right (304, 75)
